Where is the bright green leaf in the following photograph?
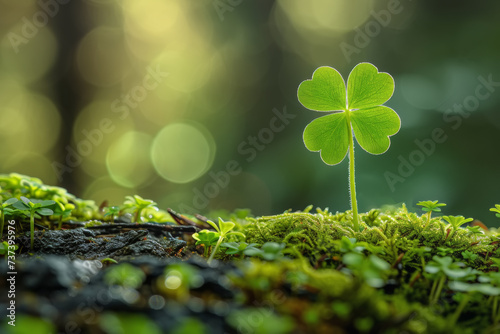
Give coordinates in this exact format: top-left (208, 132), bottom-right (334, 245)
top-left (298, 62), bottom-right (400, 165)
top-left (347, 62), bottom-right (394, 109)
top-left (303, 112), bottom-right (348, 165)
top-left (350, 106), bottom-right (400, 154)
top-left (297, 66), bottom-right (346, 111)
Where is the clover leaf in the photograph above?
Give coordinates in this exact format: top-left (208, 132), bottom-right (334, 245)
top-left (298, 63), bottom-right (400, 231)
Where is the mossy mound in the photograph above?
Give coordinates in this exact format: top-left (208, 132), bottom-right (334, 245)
top-left (208, 206), bottom-right (500, 332)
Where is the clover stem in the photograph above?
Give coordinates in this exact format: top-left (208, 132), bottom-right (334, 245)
top-left (449, 293), bottom-right (470, 327)
top-left (0, 210), bottom-right (4, 239)
top-left (208, 235), bottom-right (224, 264)
top-left (30, 210), bottom-right (35, 251)
top-left (346, 110), bottom-right (359, 232)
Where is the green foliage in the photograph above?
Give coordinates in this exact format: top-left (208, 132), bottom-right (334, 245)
top-left (99, 313), bottom-right (161, 334)
top-left (53, 201), bottom-right (75, 229)
top-left (104, 263), bottom-right (146, 289)
top-left (442, 215), bottom-right (474, 241)
top-left (220, 241), bottom-right (259, 257)
top-left (462, 250), bottom-right (478, 261)
top-left (490, 204), bottom-right (500, 218)
top-left (0, 197), bottom-right (17, 238)
top-left (417, 200), bottom-right (446, 228)
top-left (13, 196), bottom-right (55, 250)
top-left (192, 230), bottom-right (220, 257)
top-left (243, 242), bottom-right (286, 261)
top-left (122, 195), bottom-right (158, 223)
top-left (342, 252), bottom-right (391, 288)
top-left (195, 218), bottom-right (246, 264)
top-left (298, 63), bottom-right (400, 232)
top-left (0, 240), bottom-right (17, 257)
top-left (103, 206), bottom-right (121, 222)
top-left (425, 256), bottom-right (468, 304)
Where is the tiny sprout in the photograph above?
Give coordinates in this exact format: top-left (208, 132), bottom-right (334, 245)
top-left (122, 195), bottom-right (158, 223)
top-left (192, 230), bottom-right (220, 258)
top-left (53, 201), bottom-right (75, 230)
top-left (417, 200), bottom-right (446, 228)
top-left (13, 196), bottom-right (55, 250)
top-left (442, 215), bottom-right (473, 241)
top-left (490, 204), bottom-right (500, 218)
top-left (0, 197), bottom-right (18, 239)
top-left (298, 63), bottom-right (400, 232)
top-left (461, 250), bottom-right (478, 261)
top-left (103, 206), bottom-right (121, 223)
top-left (204, 218), bottom-right (245, 264)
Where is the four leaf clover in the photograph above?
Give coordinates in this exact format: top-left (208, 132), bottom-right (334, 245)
top-left (298, 63), bottom-right (400, 231)
top-left (298, 62), bottom-right (400, 165)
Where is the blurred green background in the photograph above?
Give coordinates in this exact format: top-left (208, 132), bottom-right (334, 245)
top-left (0, 0), bottom-right (499, 224)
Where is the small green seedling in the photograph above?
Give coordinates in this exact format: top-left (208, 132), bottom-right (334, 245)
top-left (192, 230), bottom-right (220, 257)
top-left (53, 201), bottom-right (75, 229)
top-left (122, 195), bottom-right (158, 223)
top-left (298, 63), bottom-right (400, 231)
top-left (204, 218), bottom-right (245, 264)
top-left (490, 205), bottom-right (500, 218)
top-left (243, 242), bottom-right (286, 261)
top-left (103, 206), bottom-right (121, 222)
top-left (442, 215), bottom-right (473, 241)
top-left (0, 197), bottom-right (18, 238)
top-left (0, 241), bottom-right (18, 259)
top-left (462, 250), bottom-right (479, 262)
top-left (425, 255), bottom-right (468, 305)
top-left (13, 196), bottom-right (55, 250)
top-left (220, 241), bottom-right (260, 258)
top-left (417, 200), bottom-right (446, 228)
top-left (448, 281), bottom-right (500, 327)
top-left (342, 252), bottom-right (391, 288)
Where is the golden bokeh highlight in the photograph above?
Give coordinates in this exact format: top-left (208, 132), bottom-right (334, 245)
top-left (106, 131), bottom-right (154, 188)
top-left (0, 92), bottom-right (61, 155)
top-left (151, 122), bottom-right (215, 184)
top-left (72, 100), bottom-right (135, 178)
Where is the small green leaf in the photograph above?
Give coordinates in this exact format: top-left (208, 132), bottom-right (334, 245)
top-left (303, 112), bottom-right (348, 165)
top-left (39, 200), bottom-right (56, 207)
top-left (206, 219), bottom-right (220, 233)
top-left (37, 208), bottom-right (54, 216)
top-left (218, 218), bottom-right (235, 234)
top-left (3, 198), bottom-right (18, 206)
top-left (347, 62), bottom-right (394, 109)
top-left (297, 66), bottom-right (346, 111)
top-left (350, 106), bottom-right (400, 154)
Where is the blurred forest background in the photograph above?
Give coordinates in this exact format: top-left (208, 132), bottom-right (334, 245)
top-left (0, 0), bottom-right (499, 224)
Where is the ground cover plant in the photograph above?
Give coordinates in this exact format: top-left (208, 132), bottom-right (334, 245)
top-left (1, 64), bottom-right (500, 333)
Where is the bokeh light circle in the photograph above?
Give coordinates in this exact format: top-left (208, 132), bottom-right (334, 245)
top-left (151, 122), bottom-right (215, 184)
top-left (1, 28), bottom-right (58, 83)
top-left (106, 131), bottom-right (154, 188)
top-left (0, 92), bottom-right (61, 154)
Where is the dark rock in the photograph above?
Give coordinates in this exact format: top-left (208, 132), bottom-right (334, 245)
top-left (17, 228), bottom-right (186, 260)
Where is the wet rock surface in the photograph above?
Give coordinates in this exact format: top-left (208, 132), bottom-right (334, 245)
top-left (0, 255), bottom-right (237, 334)
top-left (17, 228), bottom-right (186, 260)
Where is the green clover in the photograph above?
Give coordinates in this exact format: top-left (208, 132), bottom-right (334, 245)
top-left (298, 63), bottom-right (400, 231)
